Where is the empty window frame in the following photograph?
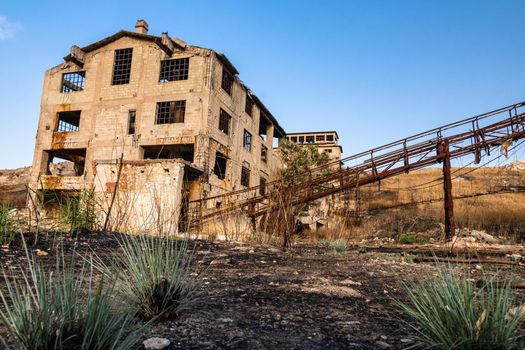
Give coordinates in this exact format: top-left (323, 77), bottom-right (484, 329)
top-left (298, 136), bottom-right (305, 143)
top-left (245, 96), bottom-right (254, 116)
top-left (243, 130), bottom-right (252, 152)
top-left (127, 110), bottom-right (136, 134)
top-left (221, 68), bottom-right (234, 95)
top-left (213, 152), bottom-right (227, 180)
top-left (218, 109), bottom-right (231, 134)
top-left (142, 144), bottom-right (194, 162)
top-left (159, 57), bottom-right (189, 82)
top-left (61, 71), bottom-right (85, 92)
top-left (56, 111), bottom-right (81, 132)
top-left (316, 135), bottom-right (325, 142)
top-left (155, 100), bottom-right (186, 124)
top-left (261, 145), bottom-right (268, 163)
top-left (305, 136), bottom-right (314, 144)
top-left (241, 166), bottom-right (250, 187)
top-left (259, 177), bottom-right (267, 196)
top-left (290, 136), bottom-right (298, 142)
top-left (326, 135), bottom-right (334, 142)
top-left (112, 48), bottom-right (133, 85)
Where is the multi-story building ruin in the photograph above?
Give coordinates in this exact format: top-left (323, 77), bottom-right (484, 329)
top-left (28, 20), bottom-right (286, 233)
top-left (285, 131), bottom-right (343, 162)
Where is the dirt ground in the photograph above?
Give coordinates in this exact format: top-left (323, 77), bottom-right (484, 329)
top-left (0, 232), bottom-right (524, 349)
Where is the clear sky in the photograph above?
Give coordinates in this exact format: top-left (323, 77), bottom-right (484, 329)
top-left (1, 0), bottom-right (524, 169)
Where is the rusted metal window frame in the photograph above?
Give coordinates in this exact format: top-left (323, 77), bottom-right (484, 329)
top-left (127, 110), bottom-right (136, 134)
top-left (56, 111), bottom-right (81, 132)
top-left (112, 48), bottom-right (133, 85)
top-left (243, 129), bottom-right (252, 152)
top-left (61, 71), bottom-right (86, 93)
top-left (221, 67), bottom-right (234, 95)
top-left (213, 152), bottom-right (228, 180)
top-left (159, 57), bottom-right (189, 83)
top-left (155, 100), bottom-right (186, 124)
top-left (218, 108), bottom-right (231, 134)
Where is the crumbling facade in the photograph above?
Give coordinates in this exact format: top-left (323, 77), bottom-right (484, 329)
top-left (28, 20), bottom-right (286, 233)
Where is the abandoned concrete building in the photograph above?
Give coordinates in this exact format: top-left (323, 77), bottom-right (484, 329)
top-left (285, 131), bottom-right (343, 162)
top-left (28, 20), bottom-right (291, 234)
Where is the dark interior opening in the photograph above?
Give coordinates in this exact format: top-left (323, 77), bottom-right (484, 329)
top-left (213, 152), bottom-right (228, 180)
top-left (142, 144), bottom-right (194, 162)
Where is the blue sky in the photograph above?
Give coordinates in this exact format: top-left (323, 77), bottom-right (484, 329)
top-left (1, 0), bottom-right (524, 169)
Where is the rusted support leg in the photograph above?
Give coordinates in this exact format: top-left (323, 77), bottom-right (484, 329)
top-left (442, 141), bottom-right (455, 241)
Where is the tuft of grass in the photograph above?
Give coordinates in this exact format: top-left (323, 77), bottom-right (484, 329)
top-left (331, 239), bottom-right (347, 253)
top-left (0, 203), bottom-right (15, 246)
top-left (319, 238), bottom-right (330, 247)
top-left (108, 234), bottom-right (199, 320)
top-left (398, 268), bottom-right (525, 350)
top-left (0, 245), bottom-right (143, 350)
top-left (397, 233), bottom-right (430, 245)
top-left (60, 189), bottom-right (98, 234)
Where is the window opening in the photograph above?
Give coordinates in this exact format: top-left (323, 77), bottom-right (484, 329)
top-left (155, 100), bottom-right (186, 124)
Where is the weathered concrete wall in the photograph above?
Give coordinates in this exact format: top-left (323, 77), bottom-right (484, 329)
top-left (95, 160), bottom-right (185, 234)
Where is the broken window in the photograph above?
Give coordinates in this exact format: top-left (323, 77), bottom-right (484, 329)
top-left (61, 71), bottom-right (85, 92)
top-left (213, 152), bottom-right (227, 180)
top-left (112, 48), bottom-right (133, 85)
top-left (290, 136), bottom-right (297, 142)
top-left (326, 134), bottom-right (334, 142)
top-left (305, 136), bottom-right (314, 144)
top-left (298, 136), bottom-right (304, 143)
top-left (316, 135), bottom-right (325, 142)
top-left (259, 177), bottom-right (266, 196)
top-left (159, 57), bottom-right (189, 82)
top-left (218, 109), bottom-right (231, 134)
top-left (243, 130), bottom-right (252, 152)
top-left (45, 149), bottom-right (86, 176)
top-left (241, 166), bottom-right (250, 187)
top-left (245, 96), bottom-right (254, 116)
top-left (155, 100), bottom-right (186, 124)
top-left (261, 145), bottom-right (268, 163)
top-left (142, 144), bottom-right (194, 162)
top-left (259, 114), bottom-right (268, 141)
top-left (127, 110), bottom-right (136, 134)
top-left (221, 67), bottom-right (234, 95)
top-left (56, 111), bottom-right (81, 132)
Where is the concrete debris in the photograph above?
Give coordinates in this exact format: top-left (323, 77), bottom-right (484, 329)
top-left (143, 337), bottom-right (171, 350)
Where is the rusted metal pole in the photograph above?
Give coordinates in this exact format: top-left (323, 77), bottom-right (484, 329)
top-left (442, 141), bottom-right (455, 240)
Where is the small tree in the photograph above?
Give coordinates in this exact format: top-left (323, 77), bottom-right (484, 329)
top-left (263, 139), bottom-right (329, 249)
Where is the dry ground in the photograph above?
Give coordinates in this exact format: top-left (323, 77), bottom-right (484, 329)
top-left (1, 232), bottom-right (524, 349)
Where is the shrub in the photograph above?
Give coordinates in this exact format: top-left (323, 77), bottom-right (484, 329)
top-left (398, 268), bottom-right (525, 350)
top-left (397, 233), bottom-right (430, 245)
top-left (110, 234), bottom-right (199, 320)
top-left (0, 203), bottom-right (15, 246)
top-left (0, 246), bottom-right (143, 349)
top-left (331, 239), bottom-right (347, 253)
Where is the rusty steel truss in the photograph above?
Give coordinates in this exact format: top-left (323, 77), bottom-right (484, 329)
top-left (189, 101), bottom-right (525, 229)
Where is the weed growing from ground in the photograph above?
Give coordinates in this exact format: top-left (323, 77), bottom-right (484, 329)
top-left (0, 245), bottom-right (143, 349)
top-left (331, 239), bottom-right (347, 253)
top-left (398, 267), bottom-right (525, 349)
top-left (0, 203), bottom-right (15, 246)
top-left (109, 234), bottom-right (199, 320)
top-left (397, 233), bottom-right (430, 245)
